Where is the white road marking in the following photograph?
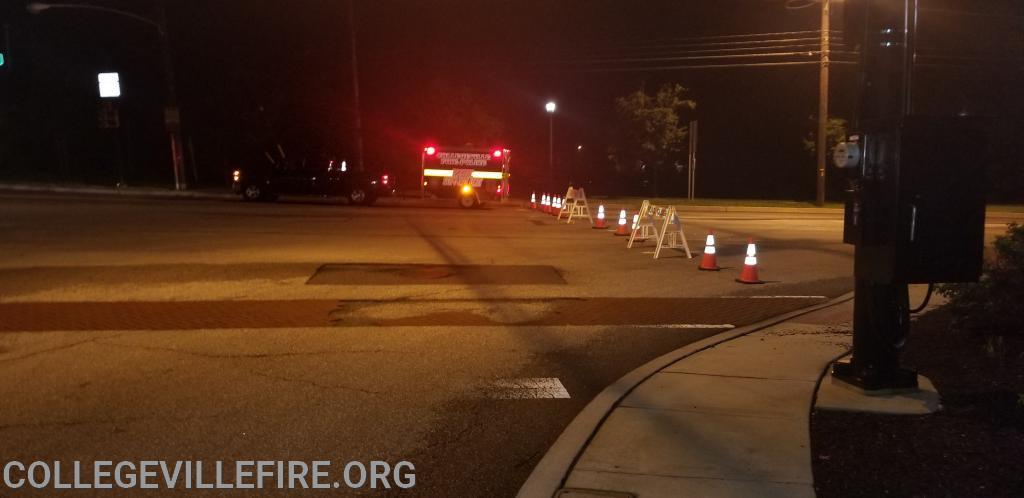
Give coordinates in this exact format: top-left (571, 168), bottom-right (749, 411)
top-left (484, 377), bottom-right (570, 399)
top-left (629, 324), bottom-right (735, 329)
top-left (719, 295), bottom-right (827, 299)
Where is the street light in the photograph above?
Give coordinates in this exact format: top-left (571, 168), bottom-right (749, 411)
top-left (27, 1), bottom-right (188, 191)
top-left (545, 101), bottom-right (556, 190)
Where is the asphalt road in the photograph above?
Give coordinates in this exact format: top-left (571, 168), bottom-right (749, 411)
top-left (0, 192), bottom-right (1013, 497)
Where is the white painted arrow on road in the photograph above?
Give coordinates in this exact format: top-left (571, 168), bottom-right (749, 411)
top-left (484, 378), bottom-right (570, 399)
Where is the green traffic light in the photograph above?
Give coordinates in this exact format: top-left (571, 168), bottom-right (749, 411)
top-left (0, 53), bottom-right (5, 66)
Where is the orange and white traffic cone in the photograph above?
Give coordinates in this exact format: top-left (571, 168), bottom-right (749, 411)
top-left (629, 214), bottom-right (646, 240)
top-left (735, 238), bottom-right (764, 284)
top-left (614, 209), bottom-right (630, 236)
top-left (698, 230), bottom-right (721, 271)
top-left (530, 192), bottom-right (537, 209)
top-left (593, 204), bottom-right (607, 229)
top-left (542, 194), bottom-right (550, 213)
top-left (552, 196), bottom-right (561, 215)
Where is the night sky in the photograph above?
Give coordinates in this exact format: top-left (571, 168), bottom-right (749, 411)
top-left (1, 0), bottom-right (1021, 200)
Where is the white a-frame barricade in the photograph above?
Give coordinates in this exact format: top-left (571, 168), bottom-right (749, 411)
top-left (654, 206), bottom-right (693, 259)
top-left (628, 201), bottom-right (693, 259)
top-left (556, 186), bottom-right (574, 220)
top-left (627, 200), bottom-right (659, 246)
top-left (565, 188), bottom-right (593, 224)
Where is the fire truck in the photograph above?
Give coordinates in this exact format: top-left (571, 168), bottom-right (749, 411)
top-left (420, 145), bottom-right (511, 208)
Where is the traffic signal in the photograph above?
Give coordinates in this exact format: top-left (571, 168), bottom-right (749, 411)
top-left (0, 53), bottom-right (5, 67)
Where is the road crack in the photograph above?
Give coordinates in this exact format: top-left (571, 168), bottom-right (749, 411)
top-left (95, 340), bottom-right (410, 360)
top-left (250, 371), bottom-right (380, 395)
top-left (0, 333), bottom-right (129, 365)
top-left (0, 411), bottom-right (232, 433)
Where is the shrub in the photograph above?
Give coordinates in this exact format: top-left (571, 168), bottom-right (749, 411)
top-left (938, 223), bottom-right (1024, 336)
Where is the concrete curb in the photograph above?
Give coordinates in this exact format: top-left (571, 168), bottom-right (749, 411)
top-left (586, 199), bottom-right (844, 215)
top-left (572, 200), bottom-right (1021, 218)
top-left (516, 291), bottom-right (856, 498)
top-left (0, 183), bottom-right (235, 201)
top-left (639, 204), bottom-right (843, 215)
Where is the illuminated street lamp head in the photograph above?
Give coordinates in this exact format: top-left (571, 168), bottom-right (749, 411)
top-left (25, 2), bottom-right (56, 14)
top-left (545, 101), bottom-right (556, 113)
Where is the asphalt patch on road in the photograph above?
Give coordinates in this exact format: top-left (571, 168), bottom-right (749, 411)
top-left (306, 263), bottom-right (567, 285)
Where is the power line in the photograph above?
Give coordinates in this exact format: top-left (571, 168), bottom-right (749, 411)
top-left (571, 32), bottom-right (846, 54)
top-left (916, 62), bottom-right (1024, 70)
top-left (565, 50), bottom-right (831, 65)
top-left (608, 36), bottom-right (838, 50)
top-left (555, 49), bottom-right (861, 67)
top-left (618, 29), bottom-right (843, 44)
top-left (919, 7), bottom-right (1024, 19)
top-left (560, 47), bottom-right (860, 65)
top-left (916, 54), bottom-right (1024, 63)
top-left (565, 39), bottom-right (850, 61)
top-left (580, 60), bottom-right (858, 72)
top-left (572, 42), bottom-right (845, 58)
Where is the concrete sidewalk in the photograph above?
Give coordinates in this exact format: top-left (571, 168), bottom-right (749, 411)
top-left (518, 295), bottom-right (857, 498)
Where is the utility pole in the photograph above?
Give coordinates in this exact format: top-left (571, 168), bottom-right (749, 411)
top-left (688, 119), bottom-right (698, 200)
top-left (155, 0), bottom-right (186, 190)
top-left (548, 113), bottom-right (554, 190)
top-left (347, 0), bottom-right (364, 172)
top-left (815, 0), bottom-right (830, 206)
top-left (545, 101), bottom-right (556, 190)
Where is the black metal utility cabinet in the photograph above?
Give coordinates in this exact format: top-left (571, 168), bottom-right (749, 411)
top-left (845, 116), bottom-right (988, 284)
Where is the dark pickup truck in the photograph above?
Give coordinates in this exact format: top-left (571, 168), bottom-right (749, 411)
top-left (232, 153), bottom-right (393, 205)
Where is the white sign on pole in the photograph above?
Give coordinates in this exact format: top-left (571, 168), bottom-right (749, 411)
top-left (98, 72), bottom-right (121, 98)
